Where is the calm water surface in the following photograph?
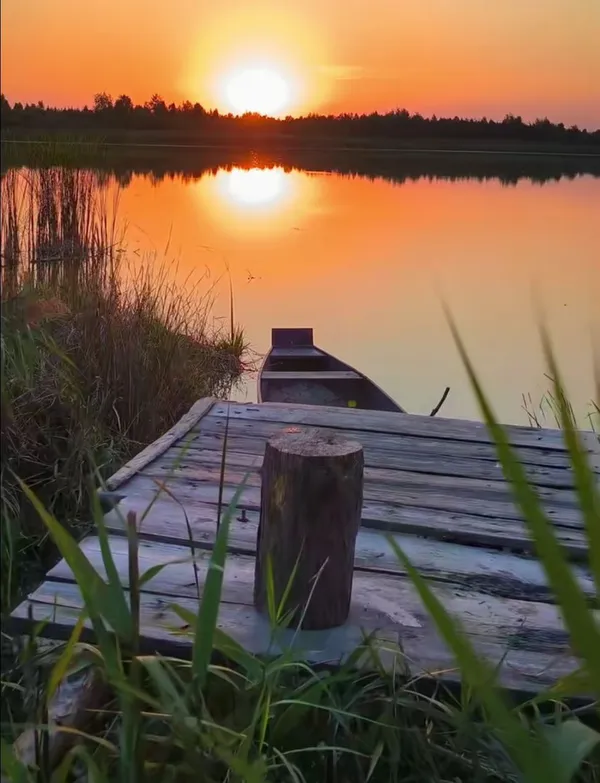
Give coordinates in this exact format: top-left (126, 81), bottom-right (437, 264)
top-left (115, 164), bottom-right (599, 426)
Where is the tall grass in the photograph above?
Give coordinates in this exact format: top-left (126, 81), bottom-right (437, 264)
top-left (0, 165), bottom-right (249, 612)
top-left (2, 329), bottom-right (598, 782)
top-left (1, 166), bottom-right (119, 295)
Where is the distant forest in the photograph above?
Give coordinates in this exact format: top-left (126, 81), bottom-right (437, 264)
top-left (1, 92), bottom-right (599, 149)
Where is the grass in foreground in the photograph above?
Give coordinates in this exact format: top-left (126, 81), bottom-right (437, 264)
top-left (1, 327), bottom-right (598, 782)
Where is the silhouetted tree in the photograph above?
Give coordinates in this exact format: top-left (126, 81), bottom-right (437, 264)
top-left (0, 94), bottom-right (11, 123)
top-left (93, 92), bottom-right (113, 112)
top-left (114, 94), bottom-right (134, 113)
top-left (1, 91), bottom-right (597, 149)
top-left (146, 94), bottom-right (167, 115)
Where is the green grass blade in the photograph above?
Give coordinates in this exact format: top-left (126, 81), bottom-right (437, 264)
top-left (276, 546), bottom-right (303, 626)
top-left (191, 476), bottom-right (248, 689)
top-left (89, 482), bottom-right (132, 644)
top-left (540, 328), bottom-right (600, 595)
top-left (543, 719), bottom-right (600, 782)
top-left (55, 743), bottom-right (106, 783)
top-left (171, 603), bottom-right (263, 681)
top-left (17, 478), bottom-right (131, 642)
top-left (138, 554), bottom-right (198, 589)
top-left (387, 535), bottom-right (559, 783)
top-left (447, 312), bottom-right (600, 697)
top-left (265, 554), bottom-right (277, 625)
top-left (0, 738), bottom-right (31, 783)
top-left (46, 612), bottom-right (87, 703)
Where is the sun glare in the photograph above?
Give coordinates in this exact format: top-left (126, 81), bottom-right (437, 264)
top-left (224, 167), bottom-right (287, 206)
top-left (225, 68), bottom-right (290, 116)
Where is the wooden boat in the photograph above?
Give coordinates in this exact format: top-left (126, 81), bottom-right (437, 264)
top-left (258, 328), bottom-right (406, 413)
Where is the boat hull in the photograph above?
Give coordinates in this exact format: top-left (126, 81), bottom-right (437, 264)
top-left (258, 328), bottom-right (404, 413)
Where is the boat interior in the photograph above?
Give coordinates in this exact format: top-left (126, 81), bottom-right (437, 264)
top-left (260, 328), bottom-right (403, 411)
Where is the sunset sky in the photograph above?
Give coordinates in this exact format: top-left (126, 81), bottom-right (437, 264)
top-left (2, 0), bottom-right (599, 127)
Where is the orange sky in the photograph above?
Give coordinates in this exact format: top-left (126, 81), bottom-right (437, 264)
top-left (2, 0), bottom-right (599, 127)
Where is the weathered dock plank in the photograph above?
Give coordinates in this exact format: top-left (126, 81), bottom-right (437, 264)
top-left (103, 473), bottom-right (590, 557)
top-left (196, 415), bottom-right (576, 468)
top-left (207, 402), bottom-right (572, 449)
top-left (10, 397), bottom-right (598, 700)
top-left (99, 506), bottom-right (596, 601)
top-left (11, 538), bottom-right (592, 694)
top-left (141, 456), bottom-right (581, 525)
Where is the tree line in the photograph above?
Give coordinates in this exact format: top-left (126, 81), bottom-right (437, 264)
top-left (1, 92), bottom-right (598, 146)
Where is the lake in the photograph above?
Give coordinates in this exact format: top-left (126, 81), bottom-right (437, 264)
top-left (8, 152), bottom-right (600, 426)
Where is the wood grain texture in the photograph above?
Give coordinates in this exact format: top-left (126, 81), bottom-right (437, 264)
top-left (193, 416), bottom-right (575, 469)
top-left (185, 429), bottom-right (577, 489)
top-left (254, 430), bottom-right (364, 629)
top-left (53, 521), bottom-right (597, 602)
top-left (153, 448), bottom-right (576, 506)
top-left (105, 397), bottom-right (216, 490)
top-left (103, 475), bottom-right (590, 557)
top-left (581, 430), bottom-right (600, 477)
top-left (11, 545), bottom-right (593, 695)
top-left (141, 455), bottom-right (581, 527)
top-left (207, 402), bottom-right (572, 450)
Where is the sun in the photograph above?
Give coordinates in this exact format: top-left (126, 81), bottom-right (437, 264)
top-left (225, 68), bottom-right (290, 116)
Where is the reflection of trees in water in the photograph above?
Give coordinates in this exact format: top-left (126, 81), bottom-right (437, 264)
top-left (78, 148), bottom-right (599, 188)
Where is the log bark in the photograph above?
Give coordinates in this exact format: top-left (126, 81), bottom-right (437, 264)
top-left (253, 427), bottom-right (364, 630)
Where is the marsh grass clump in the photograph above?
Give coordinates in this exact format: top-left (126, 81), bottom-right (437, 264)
top-left (1, 165), bottom-right (118, 293)
top-left (0, 163), bottom-right (248, 612)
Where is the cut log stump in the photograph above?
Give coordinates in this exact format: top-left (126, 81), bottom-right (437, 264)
top-left (253, 427), bottom-right (364, 630)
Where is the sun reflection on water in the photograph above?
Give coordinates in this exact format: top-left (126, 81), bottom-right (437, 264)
top-left (194, 165), bottom-right (318, 235)
top-left (223, 167), bottom-right (287, 206)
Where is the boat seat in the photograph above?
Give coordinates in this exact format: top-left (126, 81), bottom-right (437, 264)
top-left (262, 370), bottom-right (361, 381)
top-left (270, 347), bottom-right (325, 359)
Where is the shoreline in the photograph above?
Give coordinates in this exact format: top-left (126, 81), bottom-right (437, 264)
top-left (3, 134), bottom-right (600, 159)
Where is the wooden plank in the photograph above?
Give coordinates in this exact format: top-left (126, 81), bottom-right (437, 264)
top-left (11, 550), bottom-right (590, 694)
top-left (105, 397), bottom-right (216, 491)
top-left (103, 477), bottom-right (590, 557)
top-left (581, 430), bottom-right (600, 476)
top-left (99, 507), bottom-right (596, 601)
top-left (194, 415), bottom-right (574, 469)
top-left (137, 460), bottom-right (583, 530)
top-left (207, 402), bottom-right (572, 451)
top-left (152, 449), bottom-right (579, 518)
top-left (261, 370), bottom-right (361, 380)
top-left (185, 429), bottom-right (577, 489)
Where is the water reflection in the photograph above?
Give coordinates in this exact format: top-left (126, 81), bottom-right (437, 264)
top-left (4, 158), bottom-right (598, 425)
top-left (195, 165), bottom-right (319, 235)
top-left (219, 167), bottom-right (288, 207)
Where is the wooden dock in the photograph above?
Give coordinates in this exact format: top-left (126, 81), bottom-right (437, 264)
top-left (9, 398), bottom-right (600, 695)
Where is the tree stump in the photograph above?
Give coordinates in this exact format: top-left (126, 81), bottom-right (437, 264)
top-left (253, 428), bottom-right (364, 630)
